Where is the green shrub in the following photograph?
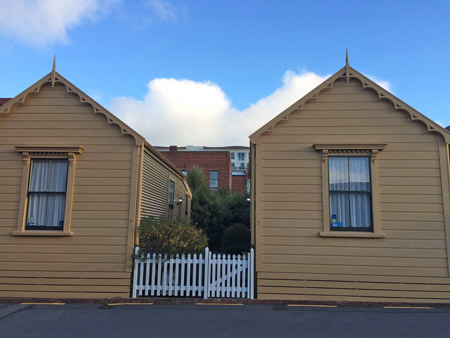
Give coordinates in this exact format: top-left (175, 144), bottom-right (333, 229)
top-left (185, 165), bottom-right (250, 252)
top-left (137, 217), bottom-right (208, 258)
top-left (221, 223), bottom-right (250, 254)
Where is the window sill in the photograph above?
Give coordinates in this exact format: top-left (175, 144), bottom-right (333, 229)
top-left (319, 231), bottom-right (385, 238)
top-left (12, 230), bottom-right (73, 237)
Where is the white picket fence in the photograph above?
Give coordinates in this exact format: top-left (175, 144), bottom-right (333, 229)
top-left (132, 247), bottom-right (254, 299)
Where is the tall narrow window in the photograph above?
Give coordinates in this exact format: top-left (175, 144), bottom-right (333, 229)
top-left (329, 156), bottom-right (372, 231)
top-left (26, 159), bottom-right (68, 230)
top-left (185, 193), bottom-right (189, 221)
top-left (209, 170), bottom-right (218, 190)
top-left (168, 180), bottom-right (175, 219)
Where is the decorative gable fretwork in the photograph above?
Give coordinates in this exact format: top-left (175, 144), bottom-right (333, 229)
top-left (250, 65), bottom-right (450, 144)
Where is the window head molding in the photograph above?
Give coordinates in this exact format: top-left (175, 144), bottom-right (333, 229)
top-left (13, 145), bottom-right (83, 236)
top-left (15, 146), bottom-right (84, 156)
top-left (313, 143), bottom-right (386, 239)
top-left (313, 144), bottom-right (386, 163)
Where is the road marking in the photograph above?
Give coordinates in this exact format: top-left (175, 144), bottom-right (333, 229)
top-left (288, 304), bottom-right (337, 308)
top-left (384, 306), bottom-right (433, 309)
top-left (21, 303), bottom-right (65, 306)
top-left (107, 303), bottom-right (153, 306)
top-left (195, 303), bottom-right (244, 306)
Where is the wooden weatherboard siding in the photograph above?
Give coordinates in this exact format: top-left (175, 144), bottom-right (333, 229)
top-left (141, 149), bottom-right (169, 219)
top-left (140, 148), bottom-right (190, 223)
top-left (0, 82), bottom-right (137, 298)
top-left (251, 66), bottom-right (450, 303)
top-left (0, 70), bottom-right (193, 299)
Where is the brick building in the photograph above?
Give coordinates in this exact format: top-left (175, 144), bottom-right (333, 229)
top-left (230, 174), bottom-right (247, 194)
top-left (157, 146), bottom-right (232, 191)
top-left (155, 145), bottom-right (249, 193)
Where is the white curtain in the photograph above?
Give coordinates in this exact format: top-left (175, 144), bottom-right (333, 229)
top-left (349, 157), bottom-right (371, 227)
top-left (27, 160), bottom-right (68, 227)
top-left (329, 157), bottom-right (371, 228)
top-left (329, 157), bottom-right (350, 227)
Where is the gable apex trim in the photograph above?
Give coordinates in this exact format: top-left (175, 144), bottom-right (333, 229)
top-left (249, 66), bottom-right (450, 144)
top-left (0, 71), bottom-right (145, 146)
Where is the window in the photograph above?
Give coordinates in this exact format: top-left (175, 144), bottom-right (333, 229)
top-left (328, 157), bottom-right (372, 231)
top-left (26, 159), bottom-right (68, 230)
top-left (209, 170), bottom-right (218, 190)
top-left (313, 144), bottom-right (386, 238)
top-left (230, 152), bottom-right (235, 160)
top-left (238, 152), bottom-right (246, 161)
top-left (13, 146), bottom-right (83, 236)
top-left (185, 193), bottom-right (189, 220)
top-left (238, 163), bottom-right (247, 170)
top-left (181, 170), bottom-right (188, 176)
top-left (168, 180), bottom-right (175, 219)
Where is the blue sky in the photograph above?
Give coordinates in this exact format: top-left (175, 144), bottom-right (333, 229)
top-left (0, 0), bottom-right (449, 145)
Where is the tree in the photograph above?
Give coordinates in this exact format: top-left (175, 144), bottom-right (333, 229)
top-left (186, 167), bottom-right (250, 252)
top-left (186, 165), bottom-right (209, 217)
top-left (221, 223), bottom-right (251, 254)
top-left (186, 165), bottom-right (209, 201)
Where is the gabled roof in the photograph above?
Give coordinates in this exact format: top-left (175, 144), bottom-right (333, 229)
top-left (0, 70), bottom-right (190, 187)
top-left (0, 71), bottom-right (145, 145)
top-left (446, 126), bottom-right (450, 132)
top-left (154, 146), bottom-right (188, 151)
top-left (155, 145), bottom-right (250, 151)
top-left (204, 146), bottom-right (250, 150)
top-left (0, 98), bottom-right (11, 106)
top-left (250, 65), bottom-right (450, 144)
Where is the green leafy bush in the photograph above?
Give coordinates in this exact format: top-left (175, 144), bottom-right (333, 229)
top-left (137, 217), bottom-right (208, 258)
top-left (221, 223), bottom-right (251, 255)
top-left (186, 166), bottom-right (250, 252)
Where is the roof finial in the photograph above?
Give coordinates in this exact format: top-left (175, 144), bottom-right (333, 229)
top-left (51, 55), bottom-right (56, 87)
top-left (345, 48), bottom-right (350, 82)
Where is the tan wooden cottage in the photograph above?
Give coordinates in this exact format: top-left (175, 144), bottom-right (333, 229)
top-left (249, 59), bottom-right (450, 303)
top-left (0, 67), bottom-right (191, 298)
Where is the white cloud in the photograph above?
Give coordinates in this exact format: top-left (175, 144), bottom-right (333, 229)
top-left (145, 0), bottom-right (177, 21)
top-left (110, 78), bottom-right (235, 146)
top-left (367, 75), bottom-right (391, 92)
top-left (109, 70), bottom-right (393, 146)
top-left (109, 70), bottom-right (328, 146)
top-left (0, 0), bottom-right (117, 47)
top-left (118, 0), bottom-right (181, 29)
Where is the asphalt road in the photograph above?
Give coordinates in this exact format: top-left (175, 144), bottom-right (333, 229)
top-left (0, 302), bottom-right (449, 338)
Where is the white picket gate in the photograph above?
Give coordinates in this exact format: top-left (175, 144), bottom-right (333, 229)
top-left (132, 247), bottom-right (254, 299)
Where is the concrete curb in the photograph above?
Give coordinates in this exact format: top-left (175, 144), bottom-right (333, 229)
top-left (0, 297), bottom-right (449, 308)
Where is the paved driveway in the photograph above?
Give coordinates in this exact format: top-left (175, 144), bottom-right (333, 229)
top-left (0, 302), bottom-right (449, 338)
